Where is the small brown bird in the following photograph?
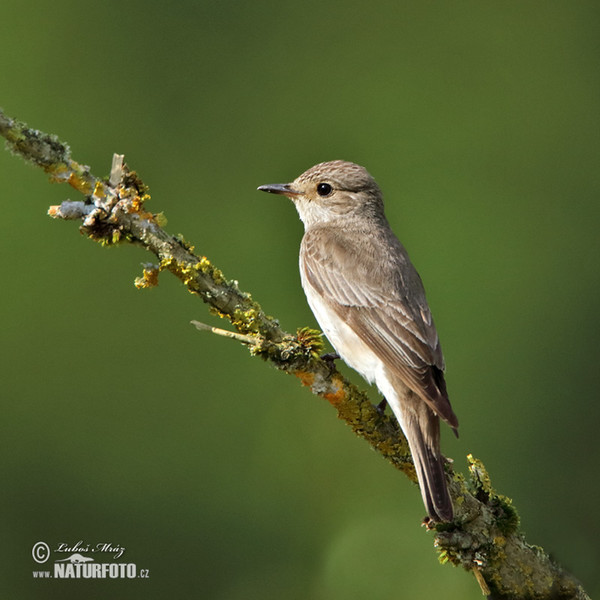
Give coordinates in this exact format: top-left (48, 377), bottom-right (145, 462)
top-left (258, 160), bottom-right (458, 521)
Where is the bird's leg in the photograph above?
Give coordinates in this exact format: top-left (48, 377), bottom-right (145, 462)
top-left (376, 397), bottom-right (388, 415)
top-left (320, 352), bottom-right (340, 375)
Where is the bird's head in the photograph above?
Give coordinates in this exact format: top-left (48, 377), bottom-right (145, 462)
top-left (258, 160), bottom-right (384, 228)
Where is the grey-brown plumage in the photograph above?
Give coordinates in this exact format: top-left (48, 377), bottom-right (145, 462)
top-left (258, 160), bottom-right (458, 521)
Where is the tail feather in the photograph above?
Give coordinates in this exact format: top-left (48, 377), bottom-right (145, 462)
top-left (408, 418), bottom-right (453, 522)
top-left (388, 387), bottom-right (453, 522)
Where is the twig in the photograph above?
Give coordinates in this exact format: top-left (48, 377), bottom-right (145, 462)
top-left (191, 320), bottom-right (259, 345)
top-left (473, 565), bottom-right (491, 596)
top-left (110, 153), bottom-right (124, 187)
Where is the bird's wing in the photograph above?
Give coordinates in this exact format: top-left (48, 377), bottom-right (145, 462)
top-left (301, 226), bottom-right (458, 429)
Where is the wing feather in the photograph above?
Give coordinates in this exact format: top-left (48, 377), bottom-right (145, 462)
top-left (301, 226), bottom-right (458, 429)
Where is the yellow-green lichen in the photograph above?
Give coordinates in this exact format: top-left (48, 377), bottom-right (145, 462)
top-left (134, 265), bottom-right (160, 289)
top-left (196, 256), bottom-right (225, 285)
top-left (66, 168), bottom-right (94, 196)
top-left (208, 306), bottom-right (227, 320)
top-left (174, 234), bottom-right (196, 253)
top-left (467, 454), bottom-right (520, 536)
top-left (154, 212), bottom-right (168, 227)
top-left (159, 257), bottom-right (264, 335)
top-left (92, 180), bottom-right (107, 200)
top-left (160, 257), bottom-right (201, 289)
top-left (467, 454), bottom-right (493, 496)
top-left (230, 306), bottom-right (262, 334)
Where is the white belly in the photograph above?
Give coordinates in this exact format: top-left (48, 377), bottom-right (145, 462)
top-left (302, 279), bottom-right (410, 436)
top-left (303, 283), bottom-right (381, 385)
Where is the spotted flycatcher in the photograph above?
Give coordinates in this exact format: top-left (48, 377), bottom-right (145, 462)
top-left (258, 160), bottom-right (458, 522)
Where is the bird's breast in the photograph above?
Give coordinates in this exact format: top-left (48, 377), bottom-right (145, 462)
top-left (301, 278), bottom-right (380, 384)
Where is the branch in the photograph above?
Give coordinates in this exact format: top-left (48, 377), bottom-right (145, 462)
top-left (0, 109), bottom-right (589, 600)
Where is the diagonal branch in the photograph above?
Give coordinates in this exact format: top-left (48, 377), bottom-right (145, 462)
top-left (0, 109), bottom-right (589, 600)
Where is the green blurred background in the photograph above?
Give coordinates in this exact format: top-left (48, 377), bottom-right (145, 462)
top-left (1, 1), bottom-right (598, 598)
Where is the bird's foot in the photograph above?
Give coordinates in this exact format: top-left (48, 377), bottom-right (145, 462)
top-left (320, 352), bottom-right (340, 375)
top-left (375, 397), bottom-right (388, 416)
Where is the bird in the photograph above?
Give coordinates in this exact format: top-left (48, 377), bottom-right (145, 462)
top-left (258, 160), bottom-right (458, 522)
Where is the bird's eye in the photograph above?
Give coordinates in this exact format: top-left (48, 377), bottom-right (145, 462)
top-left (316, 183), bottom-right (332, 197)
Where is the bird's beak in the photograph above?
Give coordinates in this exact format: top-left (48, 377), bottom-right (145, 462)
top-left (257, 183), bottom-right (301, 197)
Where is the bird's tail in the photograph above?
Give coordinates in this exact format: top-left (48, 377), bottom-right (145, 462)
top-left (390, 389), bottom-right (453, 522)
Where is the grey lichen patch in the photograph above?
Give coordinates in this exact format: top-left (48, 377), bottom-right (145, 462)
top-left (0, 111), bottom-right (71, 169)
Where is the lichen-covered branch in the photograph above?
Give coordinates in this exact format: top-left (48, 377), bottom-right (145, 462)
top-left (0, 109), bottom-right (589, 600)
